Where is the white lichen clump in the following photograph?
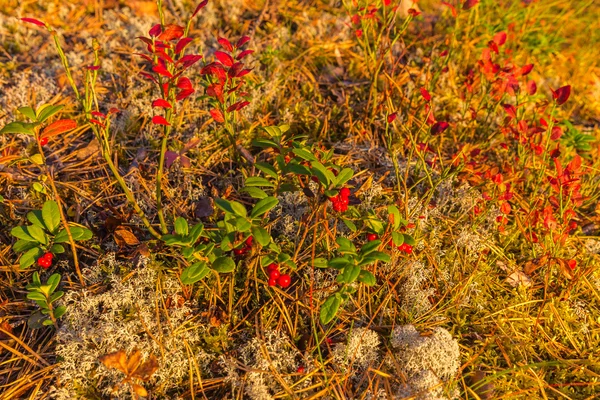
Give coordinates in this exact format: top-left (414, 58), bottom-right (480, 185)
top-left (333, 327), bottom-right (381, 371)
top-left (390, 325), bottom-right (460, 400)
top-left (51, 255), bottom-right (212, 399)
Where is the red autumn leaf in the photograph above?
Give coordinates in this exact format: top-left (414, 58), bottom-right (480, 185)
top-left (217, 37), bottom-right (233, 52)
top-left (41, 119), bottom-right (77, 138)
top-left (91, 111), bottom-right (105, 118)
top-left (159, 24), bottom-right (184, 41)
top-left (493, 31), bottom-right (507, 46)
top-left (501, 103), bottom-right (517, 119)
top-left (520, 64), bottom-right (534, 76)
top-left (175, 37), bottom-right (193, 54)
top-left (109, 108), bottom-right (120, 114)
top-left (90, 119), bottom-right (105, 128)
top-left (86, 65), bottom-right (101, 70)
top-left (176, 77), bottom-right (193, 91)
top-left (210, 108), bottom-right (225, 123)
top-left (441, 2), bottom-right (457, 17)
top-left (500, 202), bottom-right (511, 215)
top-left (21, 18), bottom-right (45, 27)
top-left (551, 85), bottom-right (571, 105)
top-left (431, 121), bottom-right (449, 134)
top-left (152, 115), bottom-right (170, 126)
top-left (152, 99), bottom-right (172, 109)
top-left (408, 8), bottom-right (421, 17)
top-left (215, 51), bottom-right (234, 67)
top-left (227, 100), bottom-right (250, 112)
top-left (149, 24), bottom-right (162, 37)
top-left (236, 68), bottom-right (252, 78)
top-left (488, 40), bottom-right (499, 54)
top-left (206, 84), bottom-right (224, 103)
top-left (236, 49), bottom-right (254, 60)
top-left (550, 126), bottom-right (563, 140)
top-left (152, 64), bottom-right (173, 78)
top-left (176, 88), bottom-right (195, 101)
top-left (236, 36), bottom-right (251, 48)
top-left (463, 0), bottom-right (479, 10)
top-left (192, 0), bottom-right (209, 18)
top-left (420, 87), bottom-right (431, 102)
top-left (527, 80), bottom-right (537, 95)
top-left (177, 54), bottom-right (203, 69)
top-left (387, 113), bottom-right (397, 123)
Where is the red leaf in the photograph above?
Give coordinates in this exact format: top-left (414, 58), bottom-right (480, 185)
top-left (431, 121), bottom-right (449, 134)
top-left (420, 87), bottom-right (431, 102)
top-left (488, 40), bottom-right (499, 54)
top-left (463, 0), bottom-right (479, 10)
top-left (520, 64), bottom-right (534, 76)
top-left (159, 24), bottom-right (184, 41)
top-left (550, 126), bottom-right (563, 140)
top-left (176, 77), bottom-right (193, 91)
top-left (41, 119), bottom-right (77, 137)
top-left (441, 2), bottom-right (457, 17)
top-left (206, 83), bottom-right (224, 103)
top-left (21, 18), bottom-right (45, 27)
top-left (215, 51), bottom-right (234, 67)
top-left (175, 37), bottom-right (193, 54)
top-left (387, 113), bottom-right (397, 123)
top-left (236, 68), bottom-right (252, 78)
top-left (210, 109), bottom-right (224, 123)
top-left (551, 85), bottom-right (571, 105)
top-left (86, 65), bottom-right (101, 70)
top-left (176, 88), bottom-right (195, 101)
top-left (177, 54), bottom-right (203, 69)
top-left (527, 80), bottom-right (537, 95)
top-left (493, 31), bottom-right (507, 46)
top-left (408, 8), bottom-right (421, 17)
top-left (152, 99), bottom-right (172, 109)
top-left (236, 49), bottom-right (254, 60)
top-left (218, 37), bottom-right (233, 52)
top-left (91, 111), bottom-right (105, 118)
top-left (149, 24), bottom-right (162, 37)
top-left (236, 36), bottom-right (251, 48)
top-left (192, 0), bottom-right (209, 18)
top-left (152, 64), bottom-right (173, 78)
top-left (227, 100), bottom-right (250, 112)
top-left (502, 103), bottom-right (517, 119)
top-left (90, 119), bottom-right (105, 128)
top-left (152, 115), bottom-right (170, 126)
top-left (109, 108), bottom-right (120, 114)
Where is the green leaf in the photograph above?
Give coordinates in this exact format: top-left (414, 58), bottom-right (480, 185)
top-left (320, 294), bottom-right (342, 325)
top-left (42, 201), bottom-right (61, 234)
top-left (27, 210), bottom-right (47, 230)
top-left (251, 226), bottom-right (271, 246)
top-left (27, 292), bottom-right (47, 302)
top-left (42, 319), bottom-right (55, 326)
top-left (245, 177), bottom-right (275, 188)
top-left (255, 162), bottom-right (279, 179)
top-left (50, 291), bottom-right (64, 303)
top-left (47, 274), bottom-right (61, 293)
top-left (342, 218), bottom-right (357, 232)
top-left (286, 162), bottom-right (312, 176)
top-left (328, 257), bottom-right (352, 270)
top-left (362, 251), bottom-right (391, 263)
top-left (240, 186), bottom-right (268, 199)
top-left (365, 217), bottom-right (385, 235)
top-left (252, 138), bottom-right (279, 148)
top-left (313, 257), bottom-right (328, 268)
top-left (234, 217), bottom-right (252, 232)
top-left (187, 223), bottom-right (204, 244)
top-left (17, 106), bottom-right (37, 121)
top-left (174, 217), bottom-right (189, 236)
top-left (392, 232), bottom-right (404, 246)
top-left (360, 240), bottom-right (381, 255)
top-left (32, 182), bottom-right (46, 193)
top-left (71, 226), bottom-right (93, 241)
top-left (53, 229), bottom-right (69, 243)
top-left (387, 205), bottom-right (405, 230)
top-left (336, 237), bottom-right (356, 254)
top-left (310, 161), bottom-right (334, 186)
top-left (335, 168), bottom-right (354, 187)
top-left (181, 262), bottom-right (210, 284)
top-left (214, 198), bottom-right (247, 217)
top-left (250, 197), bottom-right (279, 218)
top-left (32, 272), bottom-right (41, 287)
top-left (211, 256), bottom-right (236, 273)
top-left (11, 226), bottom-right (37, 242)
top-left (358, 270), bottom-right (376, 286)
top-left (36, 104), bottom-right (64, 123)
top-left (53, 305), bottom-right (67, 319)
top-left (26, 225), bottom-right (48, 245)
top-left (262, 125), bottom-right (281, 138)
top-left (30, 154), bottom-right (44, 165)
top-left (403, 234), bottom-right (416, 246)
top-left (0, 122), bottom-right (35, 135)
top-left (337, 264), bottom-right (361, 284)
top-left (292, 148), bottom-right (318, 161)
top-left (50, 244), bottom-right (65, 254)
top-left (13, 239), bottom-right (38, 253)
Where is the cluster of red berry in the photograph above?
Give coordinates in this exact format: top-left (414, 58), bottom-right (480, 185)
top-left (367, 233), bottom-right (378, 241)
top-left (233, 236), bottom-right (253, 256)
top-left (266, 263), bottom-right (291, 288)
top-left (397, 243), bottom-right (413, 254)
top-left (329, 187), bottom-right (350, 212)
top-left (37, 252), bottom-right (53, 269)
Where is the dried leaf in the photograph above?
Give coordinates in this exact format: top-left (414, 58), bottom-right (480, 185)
top-left (114, 226), bottom-right (140, 247)
top-left (131, 383), bottom-right (148, 397)
top-left (506, 271), bottom-right (532, 288)
top-left (523, 255), bottom-right (548, 275)
top-left (99, 350), bottom-right (129, 374)
top-left (132, 355), bottom-right (159, 381)
top-left (556, 259), bottom-right (574, 280)
top-left (126, 349), bottom-right (143, 375)
top-left (41, 119), bottom-right (77, 138)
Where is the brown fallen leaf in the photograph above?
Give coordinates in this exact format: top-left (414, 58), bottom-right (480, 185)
top-left (99, 349), bottom-right (158, 398)
top-left (114, 226), bottom-right (140, 247)
top-left (523, 254), bottom-right (549, 275)
top-left (506, 271), bottom-right (532, 288)
top-left (74, 138), bottom-right (100, 160)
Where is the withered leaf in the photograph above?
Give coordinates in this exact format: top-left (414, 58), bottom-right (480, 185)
top-left (74, 138), bottom-right (100, 160)
top-left (132, 354), bottom-right (159, 381)
top-left (114, 226), bottom-right (140, 247)
top-left (506, 271), bottom-right (532, 288)
top-left (131, 383), bottom-right (148, 397)
top-left (523, 255), bottom-right (548, 275)
top-left (556, 259), bottom-right (574, 280)
top-left (126, 349), bottom-right (143, 376)
top-left (99, 350), bottom-right (129, 374)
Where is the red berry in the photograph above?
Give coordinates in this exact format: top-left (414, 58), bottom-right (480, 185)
top-left (267, 263), bottom-right (279, 274)
top-left (367, 233), bottom-right (378, 241)
top-left (297, 366), bottom-right (305, 373)
top-left (269, 270), bottom-right (280, 280)
top-left (245, 236), bottom-right (254, 246)
top-left (340, 187), bottom-right (350, 198)
top-left (233, 248), bottom-right (245, 255)
top-left (339, 197), bottom-right (349, 206)
top-left (43, 252), bottom-right (53, 260)
top-left (268, 277), bottom-right (278, 286)
top-left (568, 259), bottom-right (577, 270)
top-left (311, 176), bottom-right (319, 183)
top-left (277, 274), bottom-right (291, 288)
top-left (39, 137), bottom-right (49, 146)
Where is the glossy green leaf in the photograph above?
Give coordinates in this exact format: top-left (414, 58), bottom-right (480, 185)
top-left (250, 197), bottom-right (278, 218)
top-left (36, 104), bottom-right (64, 123)
top-left (358, 270), bottom-right (376, 286)
top-left (320, 294), bottom-right (342, 325)
top-left (42, 201), bottom-right (61, 234)
top-left (211, 256), bottom-right (236, 273)
top-left (251, 226), bottom-right (271, 246)
top-left (17, 106), bottom-right (37, 121)
top-left (174, 217), bottom-right (189, 236)
top-left (215, 198), bottom-right (247, 217)
top-left (0, 122), bottom-right (35, 135)
top-left (20, 247), bottom-right (43, 269)
top-left (181, 262), bottom-right (210, 284)
top-left (335, 168), bottom-right (354, 187)
top-left (255, 162), bottom-right (279, 179)
top-left (241, 186), bottom-right (268, 199)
